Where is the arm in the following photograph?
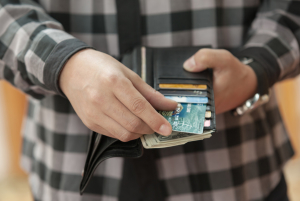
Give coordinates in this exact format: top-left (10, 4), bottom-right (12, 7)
top-left (238, 0), bottom-right (300, 95)
top-left (0, 1), bottom-right (177, 140)
top-left (0, 0), bottom-right (90, 99)
top-left (183, 0), bottom-right (300, 114)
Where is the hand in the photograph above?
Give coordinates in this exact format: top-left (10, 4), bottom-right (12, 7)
top-left (60, 49), bottom-right (177, 142)
top-left (183, 49), bottom-right (257, 114)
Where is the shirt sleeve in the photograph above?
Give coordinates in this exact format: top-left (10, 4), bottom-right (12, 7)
top-left (0, 0), bottom-right (92, 99)
top-left (237, 0), bottom-right (300, 95)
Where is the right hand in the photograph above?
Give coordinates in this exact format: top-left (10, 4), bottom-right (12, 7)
top-left (59, 49), bottom-right (177, 142)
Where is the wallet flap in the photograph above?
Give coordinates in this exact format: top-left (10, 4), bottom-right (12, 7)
top-left (80, 135), bottom-right (143, 194)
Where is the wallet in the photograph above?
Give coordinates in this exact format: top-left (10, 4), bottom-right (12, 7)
top-left (80, 46), bottom-right (216, 194)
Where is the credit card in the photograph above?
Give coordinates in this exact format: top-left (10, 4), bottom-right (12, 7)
top-left (159, 84), bottom-right (207, 90)
top-left (204, 120), bottom-right (211, 127)
top-left (158, 103), bottom-right (206, 134)
top-left (165, 96), bottom-right (208, 104)
top-left (160, 90), bottom-right (209, 97)
top-left (205, 111), bottom-right (211, 118)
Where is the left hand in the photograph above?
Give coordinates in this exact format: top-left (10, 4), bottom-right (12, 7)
top-left (183, 49), bottom-right (257, 114)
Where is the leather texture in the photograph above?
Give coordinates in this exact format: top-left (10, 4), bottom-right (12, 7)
top-left (80, 46), bottom-right (216, 194)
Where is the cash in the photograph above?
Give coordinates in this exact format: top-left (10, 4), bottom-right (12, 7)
top-left (141, 103), bottom-right (212, 149)
top-left (141, 131), bottom-right (212, 148)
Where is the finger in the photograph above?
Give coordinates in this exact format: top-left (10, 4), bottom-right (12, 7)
top-left (102, 95), bottom-right (154, 134)
top-left (183, 49), bottom-right (233, 72)
top-left (93, 113), bottom-right (143, 142)
top-left (126, 71), bottom-right (177, 111)
top-left (91, 124), bottom-right (116, 138)
top-left (113, 78), bottom-right (173, 136)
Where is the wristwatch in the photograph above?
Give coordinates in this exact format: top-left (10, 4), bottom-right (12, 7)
top-left (232, 57), bottom-right (270, 116)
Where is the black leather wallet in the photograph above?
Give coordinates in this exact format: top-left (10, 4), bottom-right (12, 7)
top-left (80, 46), bottom-right (216, 194)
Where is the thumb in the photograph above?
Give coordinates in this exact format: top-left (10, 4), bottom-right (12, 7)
top-left (183, 49), bottom-right (227, 72)
top-left (183, 55), bottom-right (204, 72)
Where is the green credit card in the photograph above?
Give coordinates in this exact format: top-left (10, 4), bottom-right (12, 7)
top-left (158, 103), bottom-right (206, 134)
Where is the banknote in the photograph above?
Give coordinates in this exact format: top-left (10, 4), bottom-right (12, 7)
top-left (141, 131), bottom-right (213, 149)
top-left (158, 103), bottom-right (206, 134)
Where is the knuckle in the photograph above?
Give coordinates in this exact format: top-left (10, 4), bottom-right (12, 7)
top-left (102, 73), bottom-right (119, 86)
top-left (199, 54), bottom-right (210, 65)
top-left (220, 49), bottom-right (230, 55)
top-left (198, 50), bottom-right (211, 63)
top-left (118, 131), bottom-right (132, 142)
top-left (131, 72), bottom-right (141, 80)
top-left (127, 118), bottom-right (142, 133)
top-left (131, 98), bottom-right (147, 114)
top-left (221, 50), bottom-right (233, 61)
top-left (87, 89), bottom-right (103, 105)
top-left (198, 48), bottom-right (208, 54)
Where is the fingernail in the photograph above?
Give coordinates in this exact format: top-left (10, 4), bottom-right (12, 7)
top-left (183, 56), bottom-right (196, 71)
top-left (158, 124), bottom-right (171, 136)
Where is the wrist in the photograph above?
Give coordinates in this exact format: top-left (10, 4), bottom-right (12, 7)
top-left (59, 49), bottom-right (95, 96)
top-left (232, 58), bottom-right (270, 116)
top-left (237, 47), bottom-right (280, 96)
top-left (240, 63), bottom-right (258, 102)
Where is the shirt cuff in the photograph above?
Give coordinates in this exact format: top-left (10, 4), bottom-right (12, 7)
top-left (43, 38), bottom-right (92, 97)
top-left (236, 47), bottom-right (281, 95)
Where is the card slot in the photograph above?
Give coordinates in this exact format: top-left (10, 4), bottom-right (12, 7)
top-left (204, 126), bottom-right (214, 130)
top-left (158, 84), bottom-right (209, 91)
top-left (203, 129), bottom-right (215, 133)
top-left (156, 78), bottom-right (212, 91)
top-left (159, 90), bottom-right (211, 98)
top-left (158, 76), bottom-right (210, 83)
top-left (159, 88), bottom-right (208, 91)
top-left (206, 94), bottom-right (216, 130)
top-left (158, 79), bottom-right (211, 87)
top-left (206, 102), bottom-right (212, 106)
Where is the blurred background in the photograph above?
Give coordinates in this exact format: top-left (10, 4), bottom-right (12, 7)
top-left (0, 77), bottom-right (299, 201)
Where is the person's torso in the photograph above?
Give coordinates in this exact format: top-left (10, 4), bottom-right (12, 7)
top-left (22, 1), bottom-right (294, 200)
top-left (37, 0), bottom-right (261, 56)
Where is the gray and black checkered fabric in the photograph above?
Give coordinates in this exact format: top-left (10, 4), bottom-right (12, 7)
top-left (0, 0), bottom-right (299, 200)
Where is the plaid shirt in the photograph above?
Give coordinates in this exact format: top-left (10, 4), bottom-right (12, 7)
top-left (0, 0), bottom-right (298, 200)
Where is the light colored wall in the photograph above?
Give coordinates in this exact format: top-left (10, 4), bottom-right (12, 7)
top-left (0, 81), bottom-right (27, 177)
top-left (0, 82), bottom-right (10, 180)
top-left (275, 76), bottom-right (300, 158)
